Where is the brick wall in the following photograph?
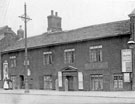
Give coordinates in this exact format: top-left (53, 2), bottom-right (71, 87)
top-left (1, 35), bottom-right (131, 91)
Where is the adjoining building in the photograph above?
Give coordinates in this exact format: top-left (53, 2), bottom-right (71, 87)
top-left (0, 25), bottom-right (18, 88)
top-left (1, 9), bottom-right (135, 91)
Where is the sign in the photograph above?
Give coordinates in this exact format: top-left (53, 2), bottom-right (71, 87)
top-left (121, 49), bottom-right (132, 72)
top-left (124, 73), bottom-right (130, 82)
top-left (85, 62), bottom-right (108, 70)
top-left (3, 60), bottom-right (9, 80)
top-left (0, 67), bottom-right (1, 80)
top-left (58, 71), bottom-right (62, 87)
top-left (24, 60), bottom-right (29, 65)
top-left (78, 72), bottom-right (83, 89)
top-left (27, 69), bottom-right (31, 76)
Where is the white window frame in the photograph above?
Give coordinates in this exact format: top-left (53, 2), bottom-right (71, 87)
top-left (89, 45), bottom-right (103, 62)
top-left (64, 49), bottom-right (75, 64)
top-left (43, 51), bottom-right (53, 65)
top-left (44, 75), bottom-right (52, 90)
top-left (10, 56), bottom-right (16, 67)
top-left (113, 74), bottom-right (123, 89)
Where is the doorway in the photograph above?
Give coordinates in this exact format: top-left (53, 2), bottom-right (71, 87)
top-left (66, 76), bottom-right (74, 91)
top-left (19, 75), bottom-right (25, 89)
top-left (61, 66), bottom-right (78, 91)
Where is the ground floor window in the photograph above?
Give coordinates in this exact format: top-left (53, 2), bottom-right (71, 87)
top-left (113, 74), bottom-right (123, 89)
top-left (91, 74), bottom-right (103, 91)
top-left (11, 75), bottom-right (17, 89)
top-left (44, 75), bottom-right (52, 90)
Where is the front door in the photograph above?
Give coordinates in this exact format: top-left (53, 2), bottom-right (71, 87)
top-left (19, 75), bottom-right (25, 89)
top-left (67, 76), bottom-right (74, 91)
top-left (61, 66), bottom-right (78, 91)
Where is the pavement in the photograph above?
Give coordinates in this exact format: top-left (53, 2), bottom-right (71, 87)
top-left (0, 89), bottom-right (135, 98)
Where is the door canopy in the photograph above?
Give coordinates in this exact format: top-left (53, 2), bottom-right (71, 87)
top-left (61, 66), bottom-right (77, 72)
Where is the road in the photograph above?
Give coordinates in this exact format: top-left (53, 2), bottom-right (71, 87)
top-left (0, 93), bottom-right (135, 104)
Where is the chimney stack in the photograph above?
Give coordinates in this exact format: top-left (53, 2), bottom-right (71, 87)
top-left (55, 12), bottom-right (58, 16)
top-left (5, 27), bottom-right (12, 34)
top-left (47, 10), bottom-right (62, 32)
top-left (17, 25), bottom-right (24, 40)
top-left (129, 9), bottom-right (135, 41)
top-left (51, 10), bottom-right (54, 16)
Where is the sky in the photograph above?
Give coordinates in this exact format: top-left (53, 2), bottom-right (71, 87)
top-left (0, 0), bottom-right (135, 37)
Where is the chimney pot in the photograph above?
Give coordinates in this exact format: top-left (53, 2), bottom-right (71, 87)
top-left (7, 27), bottom-right (11, 31)
top-left (20, 25), bottom-right (22, 29)
top-left (17, 25), bottom-right (24, 40)
top-left (51, 10), bottom-right (54, 15)
top-left (55, 12), bottom-right (58, 16)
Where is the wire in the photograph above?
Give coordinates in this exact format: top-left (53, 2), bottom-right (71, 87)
top-left (3, 0), bottom-right (10, 25)
top-left (0, 0), bottom-right (5, 25)
top-left (0, 0), bottom-right (10, 26)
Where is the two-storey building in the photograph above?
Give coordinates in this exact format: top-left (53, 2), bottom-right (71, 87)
top-left (1, 10), bottom-right (135, 91)
top-left (0, 26), bottom-right (19, 88)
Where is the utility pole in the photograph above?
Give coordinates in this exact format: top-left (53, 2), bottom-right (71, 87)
top-left (19, 3), bottom-right (32, 93)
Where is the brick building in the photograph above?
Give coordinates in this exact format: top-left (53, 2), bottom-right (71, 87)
top-left (1, 10), bottom-right (135, 91)
top-left (0, 25), bottom-right (18, 87)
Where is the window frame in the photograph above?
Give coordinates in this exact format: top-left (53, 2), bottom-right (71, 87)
top-left (113, 74), bottom-right (123, 89)
top-left (44, 75), bottom-right (53, 90)
top-left (64, 49), bottom-right (75, 64)
top-left (10, 56), bottom-right (16, 68)
top-left (89, 45), bottom-right (103, 62)
top-left (90, 74), bottom-right (103, 91)
top-left (43, 51), bottom-right (53, 65)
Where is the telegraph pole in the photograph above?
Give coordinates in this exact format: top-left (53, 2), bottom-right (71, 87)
top-left (19, 3), bottom-right (32, 93)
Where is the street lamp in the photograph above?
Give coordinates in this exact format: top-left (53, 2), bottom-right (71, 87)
top-left (19, 3), bottom-right (32, 93)
top-left (127, 38), bottom-right (135, 90)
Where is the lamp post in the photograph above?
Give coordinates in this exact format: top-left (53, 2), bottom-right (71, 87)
top-left (19, 3), bottom-right (32, 93)
top-left (127, 38), bottom-right (135, 90)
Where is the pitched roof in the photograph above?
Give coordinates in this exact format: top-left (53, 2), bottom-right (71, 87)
top-left (0, 25), bottom-right (16, 35)
top-left (0, 26), bottom-right (17, 41)
top-left (3, 20), bottom-right (130, 53)
top-left (0, 25), bottom-right (9, 35)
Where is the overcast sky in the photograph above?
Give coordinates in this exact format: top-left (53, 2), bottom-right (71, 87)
top-left (0, 0), bottom-right (135, 37)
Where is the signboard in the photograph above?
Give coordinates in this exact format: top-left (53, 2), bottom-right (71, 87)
top-left (58, 71), bottom-right (62, 87)
top-left (24, 60), bottom-right (29, 65)
top-left (3, 60), bottom-right (9, 80)
top-left (27, 68), bottom-right (31, 76)
top-left (121, 49), bottom-right (132, 72)
top-left (78, 72), bottom-right (83, 89)
top-left (124, 73), bottom-right (130, 82)
top-left (0, 67), bottom-right (1, 80)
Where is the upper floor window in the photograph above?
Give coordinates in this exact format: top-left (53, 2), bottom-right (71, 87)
top-left (43, 52), bottom-right (53, 65)
top-left (10, 56), bottom-right (16, 67)
top-left (64, 49), bottom-right (75, 64)
top-left (89, 45), bottom-right (102, 62)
